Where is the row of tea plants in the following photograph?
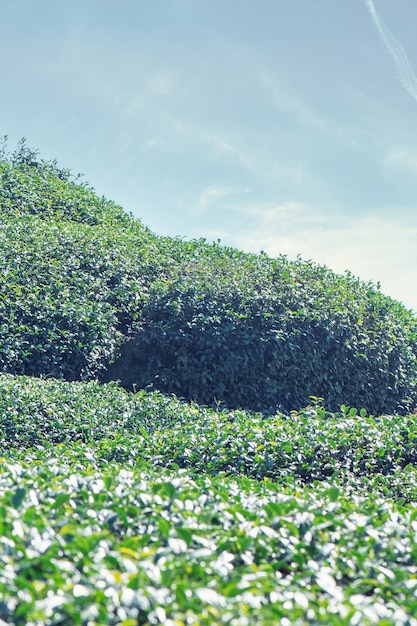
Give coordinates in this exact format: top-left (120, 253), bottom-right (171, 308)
top-left (1, 374), bottom-right (417, 624)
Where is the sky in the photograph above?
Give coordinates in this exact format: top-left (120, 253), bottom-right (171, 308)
top-left (2, 0), bottom-right (417, 312)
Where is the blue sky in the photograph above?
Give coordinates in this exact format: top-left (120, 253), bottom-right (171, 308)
top-left (2, 0), bottom-right (417, 311)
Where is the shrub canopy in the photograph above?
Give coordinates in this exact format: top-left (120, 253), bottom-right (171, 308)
top-left (1, 139), bottom-right (417, 414)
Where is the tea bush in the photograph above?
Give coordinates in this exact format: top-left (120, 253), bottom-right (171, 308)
top-left (0, 141), bottom-right (187, 380)
top-left (2, 139), bottom-right (417, 623)
top-left (0, 137), bottom-right (131, 226)
top-left (1, 139), bottom-right (417, 414)
top-left (1, 375), bottom-right (417, 624)
top-left (107, 252), bottom-right (417, 415)
top-left (2, 450), bottom-right (417, 625)
top-left (2, 374), bottom-right (417, 502)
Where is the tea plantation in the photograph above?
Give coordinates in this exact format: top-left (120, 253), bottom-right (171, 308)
top-left (1, 140), bottom-right (417, 624)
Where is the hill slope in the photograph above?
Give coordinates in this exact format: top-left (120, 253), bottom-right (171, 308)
top-left (1, 140), bottom-right (417, 414)
top-left (2, 141), bottom-right (417, 624)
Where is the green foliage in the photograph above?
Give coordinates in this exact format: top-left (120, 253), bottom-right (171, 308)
top-left (0, 142), bottom-right (183, 381)
top-left (118, 249), bottom-right (417, 415)
top-left (3, 141), bottom-right (417, 623)
top-left (1, 140), bottom-right (417, 413)
top-left (0, 136), bottom-right (132, 226)
top-left (2, 375), bottom-right (417, 503)
top-left (1, 374), bottom-right (417, 624)
top-left (2, 455), bottom-right (417, 626)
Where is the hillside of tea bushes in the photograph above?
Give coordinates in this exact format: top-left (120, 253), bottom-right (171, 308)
top-left (1, 139), bottom-right (417, 415)
top-left (1, 140), bottom-right (417, 624)
top-left (2, 375), bottom-right (417, 624)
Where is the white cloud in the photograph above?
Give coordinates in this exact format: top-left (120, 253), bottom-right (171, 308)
top-left (202, 134), bottom-right (239, 158)
top-left (384, 147), bottom-right (417, 175)
top-left (238, 201), bottom-right (309, 224)
top-left (259, 75), bottom-right (328, 131)
top-left (195, 185), bottom-right (235, 215)
top-left (363, 0), bottom-right (417, 105)
top-left (228, 202), bottom-right (417, 312)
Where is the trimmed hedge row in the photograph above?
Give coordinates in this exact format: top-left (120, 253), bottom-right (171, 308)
top-left (2, 446), bottom-right (417, 625)
top-left (2, 374), bottom-right (417, 503)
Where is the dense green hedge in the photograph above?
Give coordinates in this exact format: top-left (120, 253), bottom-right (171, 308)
top-left (3, 447), bottom-right (417, 625)
top-left (0, 141), bottom-right (184, 380)
top-left (2, 374), bottom-right (417, 503)
top-left (0, 214), bottom-right (145, 379)
top-left (106, 251), bottom-right (417, 415)
top-left (1, 140), bottom-right (417, 414)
